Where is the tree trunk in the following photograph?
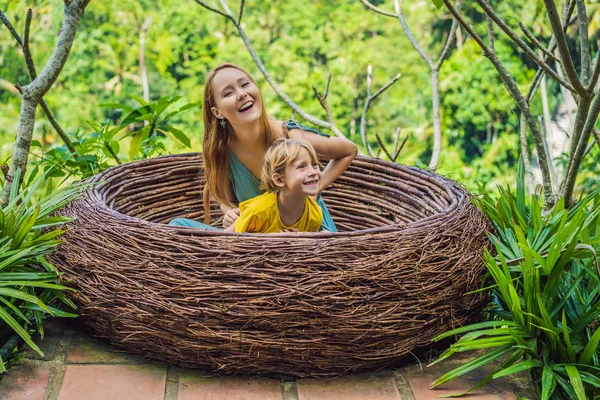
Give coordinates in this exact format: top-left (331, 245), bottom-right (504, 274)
top-left (0, 0), bottom-right (90, 207)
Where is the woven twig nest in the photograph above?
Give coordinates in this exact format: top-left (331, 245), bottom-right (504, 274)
top-left (51, 154), bottom-right (491, 378)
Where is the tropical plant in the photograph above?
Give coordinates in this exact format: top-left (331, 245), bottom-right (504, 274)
top-left (0, 171), bottom-right (85, 372)
top-left (106, 95), bottom-right (197, 160)
top-left (430, 159), bottom-right (600, 400)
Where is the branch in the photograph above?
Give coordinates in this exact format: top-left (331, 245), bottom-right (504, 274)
top-left (139, 16), bottom-right (151, 103)
top-left (359, 0), bottom-right (396, 18)
top-left (394, 0), bottom-right (434, 68)
top-left (443, 0), bottom-right (555, 205)
top-left (589, 55), bottom-right (600, 93)
top-left (0, 8), bottom-right (78, 156)
top-left (237, 0), bottom-right (245, 26)
top-left (393, 128), bottom-right (408, 162)
top-left (0, 10), bottom-right (23, 46)
top-left (543, 0), bottom-right (586, 95)
top-left (537, 115), bottom-right (558, 190)
top-left (375, 133), bottom-right (394, 160)
top-left (562, 92), bottom-right (600, 206)
top-left (23, 9), bottom-right (36, 80)
top-left (436, 3), bottom-right (463, 68)
top-left (576, 0), bottom-right (590, 86)
top-left (194, 0), bottom-right (348, 138)
top-left (519, 22), bottom-right (560, 63)
top-left (486, 15), bottom-right (494, 51)
top-left (475, 0), bottom-right (576, 94)
top-left (525, 4), bottom-right (577, 104)
top-left (193, 0), bottom-right (233, 21)
top-left (360, 65), bottom-right (402, 157)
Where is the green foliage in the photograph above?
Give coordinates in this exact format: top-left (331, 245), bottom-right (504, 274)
top-left (109, 95), bottom-right (197, 160)
top-left (430, 159), bottom-right (600, 399)
top-left (0, 171), bottom-right (85, 372)
top-left (1, 0), bottom-right (556, 193)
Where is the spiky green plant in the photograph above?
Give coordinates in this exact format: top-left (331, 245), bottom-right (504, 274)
top-left (0, 171), bottom-right (85, 372)
top-left (430, 159), bottom-right (600, 400)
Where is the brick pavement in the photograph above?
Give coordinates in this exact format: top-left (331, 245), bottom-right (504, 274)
top-left (0, 319), bottom-right (535, 400)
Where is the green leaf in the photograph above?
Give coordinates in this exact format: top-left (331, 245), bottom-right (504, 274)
top-left (432, 0), bottom-right (444, 9)
top-left (432, 321), bottom-right (522, 342)
top-left (540, 366), bottom-right (556, 400)
top-left (578, 325), bottom-right (600, 365)
top-left (564, 366), bottom-right (586, 400)
top-left (491, 360), bottom-right (542, 379)
top-left (164, 126), bottom-right (191, 148)
top-left (0, 306), bottom-right (42, 356)
top-left (430, 345), bottom-right (514, 388)
top-left (0, 288), bottom-right (51, 314)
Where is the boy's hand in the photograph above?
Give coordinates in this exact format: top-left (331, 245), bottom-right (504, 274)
top-left (280, 228), bottom-right (299, 233)
top-left (223, 208), bottom-right (240, 228)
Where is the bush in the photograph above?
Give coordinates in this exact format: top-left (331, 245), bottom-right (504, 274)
top-left (430, 159), bottom-right (600, 400)
top-left (0, 171), bottom-right (85, 372)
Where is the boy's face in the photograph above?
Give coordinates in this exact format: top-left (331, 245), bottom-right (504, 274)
top-left (278, 147), bottom-right (321, 197)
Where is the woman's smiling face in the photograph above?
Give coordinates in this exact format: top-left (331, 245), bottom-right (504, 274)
top-left (210, 67), bottom-right (263, 126)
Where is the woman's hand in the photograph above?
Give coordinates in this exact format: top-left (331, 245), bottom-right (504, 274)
top-left (223, 208), bottom-right (240, 228)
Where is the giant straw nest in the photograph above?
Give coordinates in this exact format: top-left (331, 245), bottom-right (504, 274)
top-left (50, 153), bottom-right (491, 378)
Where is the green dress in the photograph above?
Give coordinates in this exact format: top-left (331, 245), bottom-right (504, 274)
top-left (169, 120), bottom-right (338, 232)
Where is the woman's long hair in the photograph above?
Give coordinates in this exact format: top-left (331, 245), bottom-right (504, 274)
top-left (202, 63), bottom-right (277, 223)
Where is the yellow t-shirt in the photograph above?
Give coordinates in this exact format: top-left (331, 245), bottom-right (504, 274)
top-left (234, 192), bottom-right (323, 233)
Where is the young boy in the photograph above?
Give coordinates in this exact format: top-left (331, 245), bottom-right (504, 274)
top-left (225, 139), bottom-right (323, 233)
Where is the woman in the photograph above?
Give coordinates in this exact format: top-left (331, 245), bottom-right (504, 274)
top-left (169, 63), bottom-right (357, 231)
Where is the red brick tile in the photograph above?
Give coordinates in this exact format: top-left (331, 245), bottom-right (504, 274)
top-left (297, 373), bottom-right (400, 400)
top-left (57, 364), bottom-right (166, 400)
top-left (0, 365), bottom-right (51, 400)
top-left (407, 376), bottom-right (517, 400)
top-left (178, 373), bottom-right (281, 400)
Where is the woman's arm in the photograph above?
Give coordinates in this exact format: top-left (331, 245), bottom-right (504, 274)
top-left (220, 179), bottom-right (240, 228)
top-left (287, 129), bottom-right (358, 192)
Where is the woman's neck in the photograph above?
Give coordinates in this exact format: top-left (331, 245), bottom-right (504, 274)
top-left (277, 190), bottom-right (307, 227)
top-left (230, 119), bottom-right (262, 148)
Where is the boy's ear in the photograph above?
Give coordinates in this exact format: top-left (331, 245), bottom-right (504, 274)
top-left (211, 107), bottom-right (223, 119)
top-left (272, 173), bottom-right (285, 189)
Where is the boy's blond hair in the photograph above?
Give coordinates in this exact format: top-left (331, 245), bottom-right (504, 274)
top-left (260, 139), bottom-right (319, 193)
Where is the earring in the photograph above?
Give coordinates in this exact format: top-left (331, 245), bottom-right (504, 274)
top-left (220, 119), bottom-right (227, 128)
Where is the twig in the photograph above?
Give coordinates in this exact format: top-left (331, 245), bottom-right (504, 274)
top-left (359, 0), bottom-right (396, 18)
top-left (237, 0), bottom-right (245, 26)
top-left (23, 9), bottom-right (36, 79)
top-left (193, 0), bottom-right (232, 21)
top-left (0, 10), bottom-right (23, 46)
top-left (360, 64), bottom-right (402, 157)
top-left (519, 22), bottom-right (560, 63)
top-left (375, 133), bottom-right (394, 160)
top-left (393, 131), bottom-right (408, 163)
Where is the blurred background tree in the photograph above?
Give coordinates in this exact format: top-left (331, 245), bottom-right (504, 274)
top-left (0, 0), bottom-right (597, 196)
